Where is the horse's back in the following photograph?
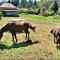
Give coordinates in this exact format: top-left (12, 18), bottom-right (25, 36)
top-left (9, 18), bottom-right (29, 25)
top-left (52, 26), bottom-right (60, 36)
top-left (53, 26), bottom-right (60, 31)
top-left (9, 19), bottom-right (29, 32)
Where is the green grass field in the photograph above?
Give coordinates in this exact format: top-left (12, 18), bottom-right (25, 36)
top-left (0, 14), bottom-right (60, 60)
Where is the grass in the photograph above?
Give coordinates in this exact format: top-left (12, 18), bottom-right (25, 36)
top-left (19, 14), bottom-right (60, 23)
top-left (0, 14), bottom-right (60, 60)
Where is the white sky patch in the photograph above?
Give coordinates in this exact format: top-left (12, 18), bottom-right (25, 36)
top-left (0, 0), bottom-right (40, 2)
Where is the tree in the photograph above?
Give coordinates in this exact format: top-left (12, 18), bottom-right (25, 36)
top-left (11, 0), bottom-right (19, 6)
top-left (51, 1), bottom-right (58, 13)
top-left (29, 0), bottom-right (33, 8)
top-left (34, 0), bottom-right (37, 7)
top-left (33, 0), bottom-right (38, 9)
top-left (21, 0), bottom-right (26, 8)
top-left (29, 0), bottom-right (31, 8)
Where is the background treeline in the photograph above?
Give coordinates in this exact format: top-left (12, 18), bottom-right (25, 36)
top-left (17, 0), bottom-right (60, 16)
top-left (1, 0), bottom-right (60, 16)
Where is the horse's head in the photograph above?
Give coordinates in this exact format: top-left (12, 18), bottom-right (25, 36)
top-left (29, 23), bottom-right (36, 32)
top-left (32, 26), bottom-right (36, 32)
top-left (0, 29), bottom-right (3, 39)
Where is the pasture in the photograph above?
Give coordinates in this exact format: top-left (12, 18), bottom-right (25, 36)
top-left (0, 14), bottom-right (60, 60)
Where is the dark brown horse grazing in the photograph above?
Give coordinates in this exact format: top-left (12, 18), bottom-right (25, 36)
top-left (0, 20), bottom-right (36, 43)
top-left (51, 26), bottom-right (60, 46)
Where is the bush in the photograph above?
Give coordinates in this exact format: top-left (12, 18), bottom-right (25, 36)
top-left (40, 7), bottom-right (47, 16)
top-left (40, 8), bottom-right (55, 16)
top-left (25, 10), bottom-right (36, 14)
top-left (18, 9), bottom-right (27, 13)
top-left (42, 7), bottom-right (46, 12)
top-left (53, 14), bottom-right (60, 19)
top-left (57, 8), bottom-right (60, 15)
top-left (18, 8), bottom-right (36, 14)
top-left (36, 8), bottom-right (40, 15)
top-left (47, 11), bottom-right (55, 16)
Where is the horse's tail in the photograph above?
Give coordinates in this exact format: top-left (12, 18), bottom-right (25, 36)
top-left (28, 23), bottom-right (36, 32)
top-left (50, 29), bottom-right (53, 34)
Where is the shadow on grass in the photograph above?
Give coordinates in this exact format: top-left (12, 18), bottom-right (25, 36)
top-left (0, 44), bottom-right (8, 50)
top-left (56, 46), bottom-right (60, 50)
top-left (0, 40), bottom-right (40, 50)
top-left (3, 15), bottom-right (19, 17)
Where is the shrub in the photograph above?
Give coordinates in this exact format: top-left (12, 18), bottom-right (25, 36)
top-left (18, 8), bottom-right (36, 14)
top-left (53, 14), bottom-right (60, 19)
top-left (47, 11), bottom-right (55, 16)
top-left (42, 7), bottom-right (45, 12)
top-left (40, 7), bottom-right (55, 16)
top-left (40, 7), bottom-right (47, 16)
top-left (18, 9), bottom-right (27, 13)
top-left (36, 8), bottom-right (40, 15)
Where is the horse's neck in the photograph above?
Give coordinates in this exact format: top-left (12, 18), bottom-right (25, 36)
top-left (1, 24), bottom-right (9, 33)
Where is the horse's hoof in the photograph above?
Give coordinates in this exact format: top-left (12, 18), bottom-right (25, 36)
top-left (26, 40), bottom-right (32, 43)
top-left (23, 40), bottom-right (32, 43)
top-left (23, 40), bottom-right (27, 43)
top-left (15, 41), bottom-right (17, 43)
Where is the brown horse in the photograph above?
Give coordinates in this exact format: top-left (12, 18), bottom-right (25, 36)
top-left (0, 20), bottom-right (36, 43)
top-left (51, 26), bottom-right (60, 46)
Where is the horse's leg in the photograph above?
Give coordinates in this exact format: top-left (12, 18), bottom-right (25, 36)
top-left (27, 31), bottom-right (30, 40)
top-left (56, 36), bottom-right (60, 47)
top-left (56, 41), bottom-right (58, 47)
top-left (54, 37), bottom-right (56, 43)
top-left (25, 32), bottom-right (30, 40)
top-left (14, 33), bottom-right (17, 43)
top-left (54, 36), bottom-right (58, 43)
top-left (12, 33), bottom-right (15, 43)
top-left (24, 30), bottom-right (27, 40)
top-left (25, 32), bottom-right (27, 40)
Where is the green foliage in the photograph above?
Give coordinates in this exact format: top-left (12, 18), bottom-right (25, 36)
top-left (47, 11), bottom-right (55, 16)
top-left (41, 7), bottom-right (47, 16)
top-left (49, 1), bottom-right (58, 13)
top-left (42, 7), bottom-right (46, 12)
top-left (18, 9), bottom-right (36, 14)
top-left (49, 3), bottom-right (54, 11)
top-left (36, 8), bottom-right (40, 15)
top-left (21, 0), bottom-right (26, 8)
top-left (19, 14), bottom-right (60, 23)
top-left (34, 0), bottom-right (37, 7)
top-left (52, 1), bottom-right (58, 13)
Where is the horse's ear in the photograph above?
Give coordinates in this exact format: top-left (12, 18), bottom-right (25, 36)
top-left (34, 26), bottom-right (36, 30)
top-left (34, 26), bottom-right (36, 28)
top-left (0, 27), bottom-right (1, 30)
top-left (33, 26), bottom-right (36, 32)
top-left (0, 26), bottom-right (2, 32)
top-left (50, 29), bottom-right (53, 34)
